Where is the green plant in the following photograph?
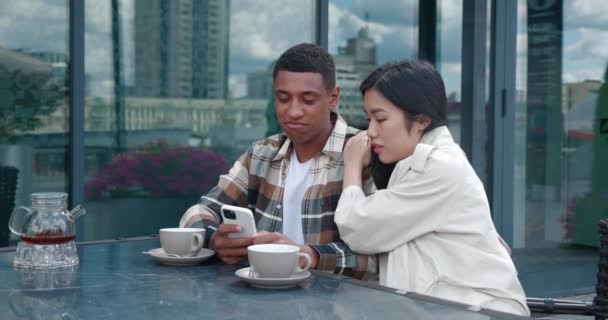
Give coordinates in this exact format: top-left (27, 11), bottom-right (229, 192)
top-left (0, 61), bottom-right (65, 143)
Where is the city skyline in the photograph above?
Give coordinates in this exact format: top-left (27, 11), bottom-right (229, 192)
top-left (0, 0), bottom-right (606, 98)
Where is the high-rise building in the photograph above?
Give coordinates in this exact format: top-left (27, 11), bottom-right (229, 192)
top-left (335, 26), bottom-right (377, 80)
top-left (562, 80), bottom-right (602, 112)
top-left (246, 64), bottom-right (273, 99)
top-left (335, 66), bottom-right (365, 128)
top-left (333, 26), bottom-right (378, 127)
top-left (134, 0), bottom-right (229, 99)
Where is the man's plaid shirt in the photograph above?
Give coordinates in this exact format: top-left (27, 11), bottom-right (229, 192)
top-left (180, 113), bottom-right (377, 279)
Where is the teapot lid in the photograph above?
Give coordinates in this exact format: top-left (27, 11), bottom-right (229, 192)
top-left (31, 192), bottom-right (68, 206)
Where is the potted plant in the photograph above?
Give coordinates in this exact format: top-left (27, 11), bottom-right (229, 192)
top-left (0, 166), bottom-right (18, 246)
top-left (83, 140), bottom-right (230, 240)
top-left (0, 49), bottom-right (65, 246)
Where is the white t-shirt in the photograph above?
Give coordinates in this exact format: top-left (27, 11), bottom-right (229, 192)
top-left (282, 149), bottom-right (312, 244)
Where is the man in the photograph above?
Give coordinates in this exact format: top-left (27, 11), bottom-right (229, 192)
top-left (180, 43), bottom-right (375, 279)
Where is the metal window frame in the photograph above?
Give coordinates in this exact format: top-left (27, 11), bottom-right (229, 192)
top-left (418, 0), bottom-right (437, 63)
top-left (315, 0), bottom-right (328, 49)
top-left (421, 0), bottom-right (490, 186)
top-left (488, 0), bottom-right (517, 245)
top-left (69, 0), bottom-right (85, 237)
top-left (460, 0), bottom-right (488, 184)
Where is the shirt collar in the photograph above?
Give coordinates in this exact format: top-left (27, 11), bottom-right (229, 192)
top-left (273, 112), bottom-right (348, 162)
top-left (398, 126), bottom-right (453, 173)
top-left (419, 125), bottom-right (453, 146)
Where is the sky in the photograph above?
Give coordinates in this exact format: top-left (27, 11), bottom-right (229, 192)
top-left (0, 0), bottom-right (606, 99)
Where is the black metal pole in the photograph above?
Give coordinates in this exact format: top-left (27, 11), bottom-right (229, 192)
top-left (527, 297), bottom-right (595, 315)
top-left (69, 0), bottom-right (85, 211)
top-left (111, 0), bottom-right (125, 151)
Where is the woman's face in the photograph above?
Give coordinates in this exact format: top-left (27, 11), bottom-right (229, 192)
top-left (363, 88), bottom-right (427, 164)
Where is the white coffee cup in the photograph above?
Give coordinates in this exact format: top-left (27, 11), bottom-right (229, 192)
top-left (159, 228), bottom-right (205, 257)
top-left (247, 244), bottom-right (312, 278)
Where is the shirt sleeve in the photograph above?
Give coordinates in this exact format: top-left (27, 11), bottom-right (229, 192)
top-left (334, 158), bottom-right (457, 254)
top-left (179, 146), bottom-right (253, 245)
top-left (308, 171), bottom-right (378, 280)
top-left (309, 241), bottom-right (378, 280)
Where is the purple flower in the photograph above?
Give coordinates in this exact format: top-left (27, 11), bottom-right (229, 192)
top-left (85, 140), bottom-right (230, 200)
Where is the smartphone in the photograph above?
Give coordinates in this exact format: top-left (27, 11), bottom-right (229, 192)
top-left (220, 205), bottom-right (257, 238)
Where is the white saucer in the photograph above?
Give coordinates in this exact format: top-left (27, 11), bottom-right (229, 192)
top-left (144, 248), bottom-right (215, 266)
top-left (235, 267), bottom-right (311, 289)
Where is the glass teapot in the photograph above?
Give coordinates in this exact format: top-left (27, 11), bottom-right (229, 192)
top-left (9, 192), bottom-right (85, 244)
top-left (8, 192), bottom-right (85, 268)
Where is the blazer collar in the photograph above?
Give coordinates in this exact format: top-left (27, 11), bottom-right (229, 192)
top-left (400, 126), bottom-right (454, 173)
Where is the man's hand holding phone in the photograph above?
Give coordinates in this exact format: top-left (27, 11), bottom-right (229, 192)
top-left (211, 205), bottom-right (257, 265)
top-left (208, 224), bottom-right (253, 265)
top-left (212, 205), bottom-right (319, 268)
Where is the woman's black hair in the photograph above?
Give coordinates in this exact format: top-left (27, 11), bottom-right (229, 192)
top-left (360, 60), bottom-right (448, 189)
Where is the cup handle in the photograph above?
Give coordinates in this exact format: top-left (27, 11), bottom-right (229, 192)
top-left (188, 233), bottom-right (204, 256)
top-left (294, 252), bottom-right (312, 273)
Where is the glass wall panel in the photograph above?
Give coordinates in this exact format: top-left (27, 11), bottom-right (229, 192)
top-left (0, 0), bottom-right (69, 246)
top-left (513, 0), bottom-right (606, 295)
top-left (328, 0), bottom-right (418, 128)
top-left (83, 0), bottom-right (314, 241)
top-left (437, 0), bottom-right (463, 143)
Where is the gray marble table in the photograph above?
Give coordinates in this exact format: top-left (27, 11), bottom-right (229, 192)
top-left (0, 238), bottom-right (528, 319)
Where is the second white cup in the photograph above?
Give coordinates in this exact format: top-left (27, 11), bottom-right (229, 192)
top-left (159, 228), bottom-right (205, 257)
top-left (247, 244), bottom-right (312, 278)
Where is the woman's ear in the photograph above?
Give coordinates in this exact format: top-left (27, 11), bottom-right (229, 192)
top-left (415, 115), bottom-right (432, 131)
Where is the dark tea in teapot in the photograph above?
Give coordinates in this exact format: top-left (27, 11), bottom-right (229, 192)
top-left (21, 230), bottom-right (77, 245)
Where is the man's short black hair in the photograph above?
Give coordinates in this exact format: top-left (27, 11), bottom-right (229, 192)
top-left (273, 43), bottom-right (336, 89)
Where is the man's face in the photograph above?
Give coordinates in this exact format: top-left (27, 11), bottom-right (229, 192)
top-left (274, 71), bottom-right (339, 146)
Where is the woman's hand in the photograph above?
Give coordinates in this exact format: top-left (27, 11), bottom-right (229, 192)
top-left (344, 131), bottom-right (371, 170)
top-left (343, 131), bottom-right (371, 189)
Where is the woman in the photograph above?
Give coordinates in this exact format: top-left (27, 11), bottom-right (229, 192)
top-left (335, 61), bottom-right (530, 316)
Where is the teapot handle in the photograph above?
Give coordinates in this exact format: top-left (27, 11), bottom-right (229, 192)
top-left (8, 206), bottom-right (33, 237)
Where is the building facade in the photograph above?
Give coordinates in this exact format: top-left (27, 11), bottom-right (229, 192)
top-left (134, 0), bottom-right (229, 99)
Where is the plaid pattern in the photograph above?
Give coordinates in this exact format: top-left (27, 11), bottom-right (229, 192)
top-left (180, 113), bottom-right (377, 279)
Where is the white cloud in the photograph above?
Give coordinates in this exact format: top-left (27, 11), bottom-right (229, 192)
top-left (328, 3), bottom-right (345, 50)
top-left (229, 0), bottom-right (314, 63)
top-left (227, 0), bottom-right (316, 95)
top-left (329, 2), bottom-right (417, 63)
top-left (229, 74), bottom-right (247, 98)
top-left (328, 2), bottom-right (393, 54)
top-left (441, 62), bottom-right (461, 74)
top-left (562, 68), bottom-right (604, 83)
top-left (349, 0), bottom-right (418, 27)
top-left (562, 72), bottom-right (577, 83)
top-left (566, 0), bottom-right (608, 28)
top-left (10, 0), bottom-right (606, 99)
top-left (517, 1), bottom-right (528, 22)
top-left (0, 0), bottom-right (67, 52)
top-left (515, 0), bottom-right (608, 85)
top-left (439, 0), bottom-right (461, 24)
top-left (438, 62), bottom-right (462, 97)
top-left (85, 1), bottom-right (112, 35)
top-left (565, 28), bottom-right (608, 62)
top-left (94, 79), bottom-right (115, 97)
top-left (516, 33), bottom-right (527, 56)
